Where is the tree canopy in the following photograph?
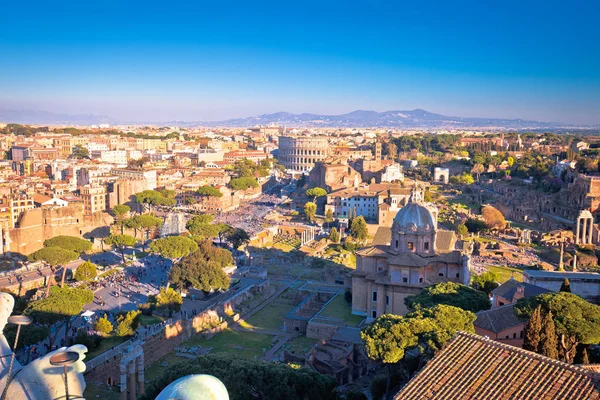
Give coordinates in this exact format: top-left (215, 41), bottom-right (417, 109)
top-left (152, 287), bottom-right (183, 313)
top-left (170, 242), bottom-right (231, 292)
top-left (28, 246), bottom-right (79, 266)
top-left (135, 190), bottom-right (176, 209)
top-left (43, 236), bottom-right (92, 254)
top-left (304, 202), bottom-right (317, 222)
top-left (515, 292), bottom-right (600, 362)
top-left (74, 261), bottom-right (98, 282)
top-left (306, 187), bottom-right (327, 201)
top-left (150, 236), bottom-right (199, 260)
top-left (112, 204), bottom-right (130, 219)
top-left (186, 214), bottom-right (220, 238)
top-left (196, 185), bottom-right (223, 197)
top-left (350, 216), bottom-right (368, 241)
top-left (405, 282), bottom-right (491, 313)
top-left (228, 177), bottom-right (259, 191)
top-left (140, 353), bottom-right (338, 400)
top-left (481, 205), bottom-right (507, 230)
top-left (105, 234), bottom-right (136, 262)
top-left (362, 305), bottom-right (476, 364)
top-left (226, 228), bottom-right (250, 249)
top-left (470, 271), bottom-right (500, 294)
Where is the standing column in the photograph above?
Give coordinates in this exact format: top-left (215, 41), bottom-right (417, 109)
top-left (576, 218), bottom-right (581, 244)
top-left (583, 218), bottom-right (588, 244)
top-left (137, 354), bottom-right (145, 395)
top-left (128, 362), bottom-right (136, 400)
top-left (120, 363), bottom-right (128, 400)
top-left (589, 218), bottom-right (594, 245)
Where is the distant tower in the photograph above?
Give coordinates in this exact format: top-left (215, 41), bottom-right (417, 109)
top-left (375, 141), bottom-right (382, 160)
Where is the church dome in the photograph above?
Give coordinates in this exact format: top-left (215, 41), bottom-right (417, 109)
top-left (393, 201), bottom-right (436, 233)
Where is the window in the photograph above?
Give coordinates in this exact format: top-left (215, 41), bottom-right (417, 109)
top-left (403, 277), bottom-right (408, 283)
top-left (419, 277), bottom-right (423, 283)
top-left (395, 240), bottom-right (399, 248)
top-left (438, 272), bottom-right (444, 277)
top-left (424, 242), bottom-right (429, 250)
top-left (372, 291), bottom-right (377, 302)
top-left (372, 310), bottom-right (377, 318)
top-left (456, 273), bottom-right (460, 278)
top-left (520, 330), bottom-right (523, 338)
top-left (499, 301), bottom-right (505, 306)
top-left (407, 242), bottom-right (414, 250)
top-left (386, 296), bottom-right (389, 306)
top-left (513, 333), bottom-right (517, 339)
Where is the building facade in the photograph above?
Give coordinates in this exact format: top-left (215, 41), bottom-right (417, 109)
top-left (351, 186), bottom-right (470, 319)
top-left (277, 136), bottom-right (330, 172)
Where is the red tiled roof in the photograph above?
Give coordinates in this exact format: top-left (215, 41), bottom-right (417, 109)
top-left (395, 332), bottom-right (600, 400)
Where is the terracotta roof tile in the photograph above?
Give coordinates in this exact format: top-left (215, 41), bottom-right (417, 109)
top-left (394, 332), bottom-right (600, 400)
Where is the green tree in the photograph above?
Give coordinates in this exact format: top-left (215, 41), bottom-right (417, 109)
top-left (131, 214), bottom-right (163, 249)
top-left (361, 305), bottom-right (476, 397)
top-left (507, 156), bottom-right (515, 167)
top-left (457, 223), bottom-right (468, 237)
top-left (226, 228), bottom-right (250, 250)
top-left (43, 236), bottom-right (92, 253)
top-left (149, 236), bottom-right (199, 261)
top-left (306, 187), bottom-right (327, 202)
top-left (304, 202), bottom-right (317, 222)
top-left (539, 310), bottom-right (559, 359)
top-left (112, 204), bottom-right (131, 234)
top-left (196, 185), bottom-right (224, 197)
top-left (470, 271), bottom-right (499, 294)
top-left (105, 234), bottom-right (137, 263)
top-left (186, 215), bottom-right (220, 238)
top-left (560, 278), bottom-right (571, 293)
top-left (405, 282), bottom-right (491, 313)
top-left (515, 292), bottom-right (600, 363)
top-left (115, 310), bottom-right (141, 337)
top-left (471, 163), bottom-right (485, 181)
top-left (94, 313), bottom-right (113, 334)
top-left (170, 246), bottom-right (230, 293)
top-left (26, 286), bottom-right (94, 348)
top-left (329, 227), bottom-right (340, 243)
top-left (216, 224), bottom-right (234, 245)
top-left (325, 209), bottom-right (334, 224)
top-left (228, 177), bottom-right (259, 191)
top-left (135, 189), bottom-right (176, 212)
top-left (350, 216), bottom-right (368, 242)
top-left (523, 305), bottom-right (542, 352)
top-left (70, 145), bottom-right (89, 159)
top-left (465, 218), bottom-right (486, 233)
top-left (152, 287), bottom-right (183, 315)
top-left (139, 353), bottom-right (338, 400)
top-left (387, 142), bottom-right (398, 160)
top-left (74, 261), bottom-right (97, 282)
top-left (28, 246), bottom-right (79, 293)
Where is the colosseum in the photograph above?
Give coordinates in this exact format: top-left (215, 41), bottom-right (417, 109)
top-left (277, 135), bottom-right (330, 172)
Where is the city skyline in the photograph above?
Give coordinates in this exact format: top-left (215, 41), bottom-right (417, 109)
top-left (1, 0), bottom-right (599, 124)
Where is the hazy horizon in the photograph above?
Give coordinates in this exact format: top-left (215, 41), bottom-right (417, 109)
top-left (1, 1), bottom-right (599, 125)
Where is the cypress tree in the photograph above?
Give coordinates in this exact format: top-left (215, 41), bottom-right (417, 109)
top-left (539, 310), bottom-right (559, 360)
top-left (523, 305), bottom-right (542, 352)
top-left (560, 278), bottom-right (571, 293)
top-left (582, 347), bottom-right (590, 364)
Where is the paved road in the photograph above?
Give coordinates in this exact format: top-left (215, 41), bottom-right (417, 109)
top-left (0, 259), bottom-right (84, 290)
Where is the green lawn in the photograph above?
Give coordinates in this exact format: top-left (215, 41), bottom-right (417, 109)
top-left (145, 353), bottom-right (189, 381)
top-left (139, 314), bottom-right (164, 326)
top-left (87, 335), bottom-right (129, 360)
top-left (318, 295), bottom-right (364, 327)
top-left (283, 337), bottom-right (318, 356)
top-left (273, 242), bottom-right (296, 252)
top-left (185, 329), bottom-right (273, 359)
top-left (486, 265), bottom-right (524, 283)
top-left (83, 383), bottom-right (122, 400)
top-left (246, 294), bottom-right (297, 331)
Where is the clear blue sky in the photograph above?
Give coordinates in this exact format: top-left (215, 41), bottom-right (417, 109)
top-left (1, 0), bottom-right (599, 124)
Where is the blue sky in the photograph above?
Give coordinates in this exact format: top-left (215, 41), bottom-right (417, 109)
top-left (1, 0), bottom-right (599, 124)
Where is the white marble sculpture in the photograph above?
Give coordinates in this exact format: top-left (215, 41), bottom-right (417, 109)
top-left (0, 292), bottom-right (88, 399)
top-left (0, 292), bottom-right (229, 400)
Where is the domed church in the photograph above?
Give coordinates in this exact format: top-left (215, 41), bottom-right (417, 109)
top-left (351, 185), bottom-right (471, 320)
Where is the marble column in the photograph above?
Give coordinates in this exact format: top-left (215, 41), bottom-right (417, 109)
top-left (582, 218), bottom-right (588, 244)
top-left (120, 363), bottom-right (128, 400)
top-left (589, 218), bottom-right (594, 245)
top-left (576, 219), bottom-right (581, 244)
top-left (128, 362), bottom-right (136, 400)
top-left (137, 354), bottom-right (145, 395)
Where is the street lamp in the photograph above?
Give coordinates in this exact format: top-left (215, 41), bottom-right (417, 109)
top-left (1, 315), bottom-right (33, 400)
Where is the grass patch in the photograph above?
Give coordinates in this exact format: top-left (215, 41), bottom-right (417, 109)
top-left (318, 295), bottom-right (364, 327)
top-left (283, 337), bottom-right (318, 356)
top-left (246, 294), bottom-right (297, 331)
top-left (273, 242), bottom-right (296, 252)
top-left (139, 314), bottom-right (164, 326)
top-left (83, 383), bottom-right (122, 400)
top-left (87, 335), bottom-right (129, 360)
top-left (185, 329), bottom-right (273, 359)
top-left (486, 265), bottom-right (524, 283)
top-left (145, 353), bottom-right (188, 381)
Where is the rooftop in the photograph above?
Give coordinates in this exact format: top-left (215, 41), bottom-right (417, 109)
top-left (395, 332), bottom-right (600, 400)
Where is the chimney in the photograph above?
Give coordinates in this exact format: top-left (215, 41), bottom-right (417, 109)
top-left (513, 285), bottom-right (525, 302)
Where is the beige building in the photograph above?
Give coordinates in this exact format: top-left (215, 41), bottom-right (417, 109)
top-left (80, 185), bottom-right (107, 215)
top-left (352, 186), bottom-right (469, 320)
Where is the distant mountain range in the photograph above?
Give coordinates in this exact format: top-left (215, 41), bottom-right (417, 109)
top-left (1, 107), bottom-right (597, 129)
